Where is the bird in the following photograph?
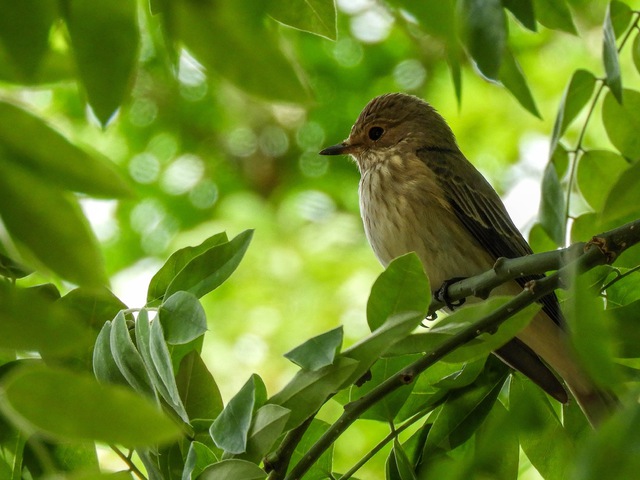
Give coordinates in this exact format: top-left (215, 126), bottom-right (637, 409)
top-left (319, 92), bottom-right (616, 427)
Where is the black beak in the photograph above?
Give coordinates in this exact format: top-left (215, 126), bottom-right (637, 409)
top-left (319, 142), bottom-right (353, 156)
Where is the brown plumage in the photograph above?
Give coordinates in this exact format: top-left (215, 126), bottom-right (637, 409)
top-left (320, 92), bottom-right (616, 426)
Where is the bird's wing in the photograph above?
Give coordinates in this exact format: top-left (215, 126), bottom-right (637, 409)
top-left (417, 147), bottom-right (564, 327)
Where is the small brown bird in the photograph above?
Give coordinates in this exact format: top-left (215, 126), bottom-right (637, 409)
top-left (320, 92), bottom-right (615, 426)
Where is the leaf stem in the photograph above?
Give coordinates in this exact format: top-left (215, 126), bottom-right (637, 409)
top-left (109, 445), bottom-right (147, 480)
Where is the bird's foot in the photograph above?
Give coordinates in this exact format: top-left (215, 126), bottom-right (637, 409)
top-left (435, 277), bottom-right (468, 310)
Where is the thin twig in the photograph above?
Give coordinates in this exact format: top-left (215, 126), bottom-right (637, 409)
top-left (110, 445), bottom-right (147, 480)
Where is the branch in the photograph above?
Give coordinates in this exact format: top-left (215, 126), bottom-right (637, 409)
top-left (283, 218), bottom-right (640, 480)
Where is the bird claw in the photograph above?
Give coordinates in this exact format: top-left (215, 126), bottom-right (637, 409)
top-left (435, 277), bottom-right (467, 310)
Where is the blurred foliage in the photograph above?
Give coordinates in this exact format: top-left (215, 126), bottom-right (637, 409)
top-left (1, 0), bottom-right (640, 479)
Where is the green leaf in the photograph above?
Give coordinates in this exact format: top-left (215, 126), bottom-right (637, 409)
top-left (158, 291), bottom-right (208, 345)
top-left (267, 0), bottom-right (336, 40)
top-left (284, 326), bottom-right (343, 371)
top-left (165, 230), bottom-right (254, 300)
top-left (510, 375), bottom-right (574, 480)
top-left (200, 459), bottom-right (266, 480)
top-left (177, 350), bottom-right (224, 422)
top-left (0, 365), bottom-right (182, 446)
top-left (576, 150), bottom-right (629, 211)
top-left (269, 357), bottom-right (358, 430)
top-left (240, 404), bottom-right (291, 462)
top-left (367, 253), bottom-right (430, 331)
top-left (609, 300), bottom-right (640, 357)
top-left (0, 101), bottom-right (132, 197)
top-left (110, 311), bottom-right (157, 400)
top-left (59, 287), bottom-right (128, 331)
top-left (459, 0), bottom-right (506, 80)
top-left (63, 0), bottom-right (139, 125)
top-left (147, 232), bottom-right (229, 304)
top-left (503, 0), bottom-right (536, 31)
top-left (93, 321), bottom-right (128, 386)
top-left (609, 0), bottom-right (632, 38)
top-left (550, 70), bottom-right (597, 156)
top-left (0, 154), bottom-right (106, 286)
top-left (601, 155), bottom-right (640, 223)
top-left (529, 222), bottom-right (557, 254)
top-left (388, 439), bottom-right (418, 480)
top-left (288, 419), bottom-right (333, 480)
top-left (499, 49), bottom-right (540, 117)
top-left (633, 34), bottom-right (640, 74)
top-left (603, 2), bottom-right (622, 103)
top-left (602, 89), bottom-right (640, 160)
top-left (210, 375), bottom-right (260, 454)
top-left (0, 251), bottom-right (32, 280)
top-left (174, 0), bottom-right (308, 103)
top-left (532, 0), bottom-right (577, 34)
top-left (471, 402), bottom-right (519, 479)
top-left (539, 161), bottom-right (566, 246)
top-left (425, 358), bottom-right (508, 452)
top-left (0, 0), bottom-right (57, 79)
top-left (183, 441), bottom-right (219, 480)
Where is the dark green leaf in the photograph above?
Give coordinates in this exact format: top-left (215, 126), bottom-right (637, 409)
top-left (267, 0), bottom-right (336, 40)
top-left (532, 0), bottom-right (577, 34)
top-left (549, 70), bottom-right (597, 156)
top-left (448, 50), bottom-right (463, 107)
top-left (0, 365), bottom-right (182, 446)
top-left (459, 0), bottom-right (506, 80)
top-left (165, 230), bottom-right (253, 299)
top-left (240, 404), bottom-right (290, 462)
top-left (0, 286), bottom-right (93, 357)
top-left (59, 287), bottom-right (128, 331)
top-left (388, 439), bottom-right (417, 480)
top-left (610, 0), bottom-right (632, 38)
top-left (200, 459), bottom-right (266, 480)
top-left (0, 0), bottom-right (57, 79)
top-left (601, 154), bottom-right (640, 223)
top-left (425, 359), bottom-right (508, 452)
top-left (472, 402), bottom-right (519, 479)
top-left (64, 0), bottom-right (139, 125)
top-left (576, 150), bottom-right (629, 211)
top-left (210, 375), bottom-right (260, 454)
top-left (177, 350), bottom-right (224, 422)
top-left (499, 49), bottom-right (540, 117)
top-left (503, 0), bottom-right (536, 31)
top-left (633, 34), bottom-right (640, 74)
top-left (147, 232), bottom-right (228, 304)
top-left (604, 266), bottom-right (640, 306)
top-left (0, 251), bottom-right (32, 280)
top-left (602, 89), bottom-right (640, 160)
top-left (539, 161), bottom-right (566, 246)
top-left (93, 321), bottom-right (128, 386)
top-left (0, 154), bottom-right (106, 286)
top-left (110, 311), bottom-right (157, 400)
top-left (183, 441), bottom-right (218, 480)
top-left (608, 300), bottom-right (640, 357)
top-left (158, 291), bottom-right (208, 345)
top-left (0, 101), bottom-right (132, 198)
top-left (510, 375), bottom-right (574, 480)
top-left (289, 419), bottom-right (333, 480)
top-left (269, 357), bottom-right (358, 429)
top-left (367, 253), bottom-right (430, 331)
top-left (174, 0), bottom-right (308, 102)
top-left (284, 326), bottom-right (343, 370)
top-left (391, 0), bottom-right (456, 42)
top-left (603, 2), bottom-right (622, 103)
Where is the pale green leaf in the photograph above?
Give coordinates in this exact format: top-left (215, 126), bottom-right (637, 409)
top-left (284, 326), bottom-right (343, 371)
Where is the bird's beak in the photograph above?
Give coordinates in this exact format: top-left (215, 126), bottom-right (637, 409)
top-left (319, 141), bottom-right (355, 156)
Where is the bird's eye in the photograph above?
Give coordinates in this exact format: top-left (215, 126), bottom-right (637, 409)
top-left (368, 126), bottom-right (384, 141)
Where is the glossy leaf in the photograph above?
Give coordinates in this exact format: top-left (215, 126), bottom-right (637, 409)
top-left (210, 375), bottom-right (259, 454)
top-left (576, 150), bottom-right (628, 211)
top-left (602, 89), bottom-right (640, 160)
top-left (550, 70), bottom-right (597, 156)
top-left (64, 0), bottom-right (139, 124)
top-left (147, 232), bottom-right (229, 304)
top-left (0, 0), bottom-right (57, 79)
top-left (269, 357), bottom-right (358, 429)
top-left (532, 0), bottom-right (577, 34)
top-left (367, 253), bottom-right (430, 331)
top-left (0, 365), bottom-right (182, 446)
top-left (459, 0), bottom-right (506, 80)
top-left (539, 161), bottom-right (566, 246)
top-left (240, 404), bottom-right (291, 462)
top-left (176, 351), bottom-right (224, 422)
top-left (284, 326), bottom-right (343, 370)
top-left (165, 230), bottom-right (253, 300)
top-left (183, 441), bottom-right (218, 480)
top-left (603, 2), bottom-right (622, 103)
top-left (0, 101), bottom-right (132, 198)
top-left (200, 459), bottom-right (266, 480)
top-left (93, 321), bottom-right (128, 386)
top-left (267, 0), bottom-right (336, 40)
top-left (499, 49), bottom-right (540, 117)
top-left (0, 154), bottom-right (106, 286)
top-left (174, 0), bottom-right (308, 102)
top-left (601, 155), bottom-right (640, 223)
top-left (158, 291), bottom-right (208, 345)
top-left (110, 311), bottom-right (157, 400)
top-left (503, 0), bottom-right (536, 31)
